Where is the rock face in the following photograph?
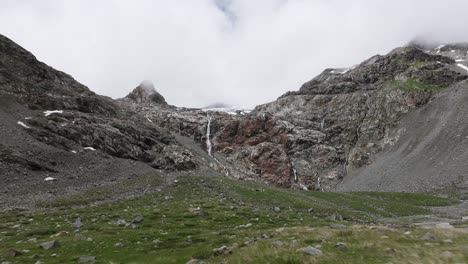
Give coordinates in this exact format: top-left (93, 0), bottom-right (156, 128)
top-left (124, 80), bottom-right (167, 106)
top-left (2, 32), bottom-right (468, 208)
top-left (131, 45), bottom-right (468, 191)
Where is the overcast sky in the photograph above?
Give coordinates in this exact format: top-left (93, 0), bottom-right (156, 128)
top-left (1, 0), bottom-right (468, 108)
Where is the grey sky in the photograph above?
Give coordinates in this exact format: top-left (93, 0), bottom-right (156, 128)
top-left (1, 0), bottom-right (467, 108)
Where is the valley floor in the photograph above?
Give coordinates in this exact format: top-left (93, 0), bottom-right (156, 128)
top-left (1, 175), bottom-right (468, 264)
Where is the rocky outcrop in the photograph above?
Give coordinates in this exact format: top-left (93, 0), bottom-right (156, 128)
top-left (124, 80), bottom-right (167, 106)
top-left (0, 34), bottom-right (199, 173)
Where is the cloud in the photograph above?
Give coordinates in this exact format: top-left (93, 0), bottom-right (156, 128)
top-left (1, 0), bottom-right (468, 108)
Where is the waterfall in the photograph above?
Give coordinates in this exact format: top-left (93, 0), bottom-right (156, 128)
top-left (291, 161), bottom-right (308, 191)
top-left (291, 161), bottom-right (298, 182)
top-left (317, 177), bottom-right (324, 192)
top-left (206, 115), bottom-right (212, 156)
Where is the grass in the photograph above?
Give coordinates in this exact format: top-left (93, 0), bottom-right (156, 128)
top-left (391, 77), bottom-right (442, 92)
top-left (0, 175), bottom-right (462, 264)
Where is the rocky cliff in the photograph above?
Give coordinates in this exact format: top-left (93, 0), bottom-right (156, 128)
top-left (2, 33), bottom-right (468, 209)
top-left (129, 45), bottom-right (468, 192)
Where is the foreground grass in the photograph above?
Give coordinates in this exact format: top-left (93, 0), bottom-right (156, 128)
top-left (0, 175), bottom-right (462, 263)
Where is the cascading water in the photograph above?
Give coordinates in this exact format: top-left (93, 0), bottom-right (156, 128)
top-left (320, 118), bottom-right (325, 130)
top-left (291, 161), bottom-right (298, 182)
top-left (206, 115), bottom-right (212, 157)
top-left (291, 161), bottom-right (308, 191)
top-left (317, 177), bottom-right (324, 192)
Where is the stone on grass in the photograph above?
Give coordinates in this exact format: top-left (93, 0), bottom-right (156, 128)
top-left (422, 232), bottom-right (435, 241)
top-left (440, 251), bottom-right (455, 259)
top-left (78, 256), bottom-right (96, 263)
top-left (133, 216), bottom-right (144, 223)
top-left (186, 259), bottom-right (206, 264)
top-left (213, 245), bottom-right (233, 256)
top-left (113, 219), bottom-right (127, 226)
top-left (272, 240), bottom-right (283, 248)
top-left (40, 240), bottom-right (60, 250)
top-left (114, 243), bottom-right (125, 248)
top-left (4, 249), bottom-right (21, 257)
top-left (71, 218), bottom-right (83, 229)
top-left (335, 242), bottom-right (348, 251)
top-left (273, 206), bottom-right (281, 212)
top-left (296, 246), bottom-right (322, 256)
top-left (52, 231), bottom-right (69, 237)
top-left (330, 224), bottom-right (347, 229)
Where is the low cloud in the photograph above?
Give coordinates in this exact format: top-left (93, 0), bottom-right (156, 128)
top-left (1, 0), bottom-right (468, 107)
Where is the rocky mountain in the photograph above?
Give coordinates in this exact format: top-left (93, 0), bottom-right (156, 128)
top-left (1, 33), bottom-right (468, 209)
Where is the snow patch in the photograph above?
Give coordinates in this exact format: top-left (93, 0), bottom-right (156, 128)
top-left (71, 150), bottom-right (77, 154)
top-left (84, 147), bottom-right (96, 151)
top-left (44, 177), bottom-right (56, 182)
top-left (44, 110), bottom-right (63, 116)
top-left (456, 59), bottom-right (466, 62)
top-left (457, 64), bottom-right (468, 72)
top-left (17, 121), bottom-right (30, 129)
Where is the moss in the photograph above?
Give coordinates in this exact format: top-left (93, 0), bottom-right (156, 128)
top-left (391, 77), bottom-right (442, 91)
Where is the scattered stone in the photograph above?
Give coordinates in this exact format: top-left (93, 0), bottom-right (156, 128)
top-left (40, 240), bottom-right (60, 250)
top-left (27, 238), bottom-right (38, 243)
top-left (152, 239), bottom-right (161, 244)
top-left (259, 234), bottom-right (270, 239)
top-left (189, 207), bottom-right (208, 216)
top-left (31, 254), bottom-right (40, 259)
top-left (238, 223), bottom-right (252, 228)
top-left (422, 232), bottom-right (435, 241)
top-left (335, 242), bottom-right (348, 251)
top-left (404, 231), bottom-right (411, 235)
top-left (440, 251), bottom-right (455, 259)
top-left (113, 219), bottom-right (127, 226)
top-left (435, 223), bottom-right (453, 229)
top-left (4, 248), bottom-right (21, 257)
top-left (186, 259), bottom-right (206, 264)
top-left (78, 256), bottom-right (96, 263)
top-left (52, 231), bottom-right (70, 237)
top-left (273, 206), bottom-right (281, 212)
top-left (296, 246), bottom-right (322, 256)
top-left (114, 243), bottom-right (125, 248)
top-left (133, 216), bottom-right (144, 223)
top-left (71, 218), bottom-right (83, 229)
top-left (330, 224), bottom-right (347, 229)
top-left (272, 240), bottom-right (283, 248)
top-left (35, 261), bottom-right (44, 264)
top-left (276, 227), bottom-right (285, 233)
top-left (213, 245), bottom-right (232, 256)
top-left (443, 239), bottom-right (453, 243)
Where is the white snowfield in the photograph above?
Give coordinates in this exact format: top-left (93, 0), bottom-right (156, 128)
top-left (84, 147), bottom-right (96, 151)
top-left (44, 110), bottom-right (63, 116)
top-left (203, 107), bottom-right (252, 116)
top-left (44, 177), bottom-right (56, 181)
top-left (17, 121), bottom-right (30, 129)
top-left (457, 63), bottom-right (468, 72)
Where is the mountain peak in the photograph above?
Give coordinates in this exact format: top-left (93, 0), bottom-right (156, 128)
top-left (125, 80), bottom-right (168, 106)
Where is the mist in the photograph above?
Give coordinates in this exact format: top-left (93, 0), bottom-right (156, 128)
top-left (1, 0), bottom-right (468, 108)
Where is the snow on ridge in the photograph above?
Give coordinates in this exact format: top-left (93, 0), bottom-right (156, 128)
top-left (17, 121), bottom-right (30, 129)
top-left (457, 63), bottom-right (468, 72)
top-left (44, 110), bottom-right (63, 116)
top-left (203, 107), bottom-right (252, 115)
